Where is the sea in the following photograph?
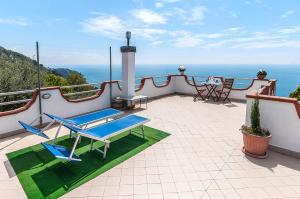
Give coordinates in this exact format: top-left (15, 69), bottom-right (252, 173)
top-left (57, 64), bottom-right (300, 97)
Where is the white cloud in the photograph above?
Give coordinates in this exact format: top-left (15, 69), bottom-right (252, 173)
top-left (280, 10), bottom-right (295, 19)
top-left (173, 36), bottom-right (202, 48)
top-left (184, 6), bottom-right (207, 25)
top-left (160, 0), bottom-right (181, 2)
top-left (0, 18), bottom-right (29, 26)
top-left (130, 9), bottom-right (167, 24)
top-left (206, 40), bottom-right (229, 47)
top-left (231, 40), bottom-right (300, 49)
top-left (225, 27), bottom-right (243, 32)
top-left (80, 15), bottom-right (124, 38)
top-left (154, 0), bottom-right (181, 8)
top-left (198, 33), bottom-right (224, 39)
top-left (155, 2), bottom-right (164, 8)
top-left (81, 13), bottom-right (167, 40)
top-left (278, 26), bottom-right (300, 34)
top-left (132, 28), bottom-right (166, 39)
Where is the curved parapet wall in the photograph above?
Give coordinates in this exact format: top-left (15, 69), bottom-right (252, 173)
top-left (0, 75), bottom-right (271, 137)
top-left (230, 79), bottom-right (270, 100)
top-left (135, 76), bottom-right (175, 98)
top-left (245, 81), bottom-right (300, 156)
top-left (0, 81), bottom-right (121, 137)
top-left (0, 90), bottom-right (39, 117)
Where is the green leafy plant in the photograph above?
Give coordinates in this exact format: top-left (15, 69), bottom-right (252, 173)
top-left (289, 85), bottom-right (300, 101)
top-left (257, 69), bottom-right (267, 76)
top-left (251, 97), bottom-right (261, 133)
top-left (241, 96), bottom-right (270, 136)
top-left (0, 46), bottom-right (94, 111)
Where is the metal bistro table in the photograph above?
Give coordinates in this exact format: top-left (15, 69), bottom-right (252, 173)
top-left (203, 79), bottom-right (222, 101)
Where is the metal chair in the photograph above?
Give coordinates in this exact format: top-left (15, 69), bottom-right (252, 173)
top-left (216, 78), bottom-right (234, 103)
top-left (192, 77), bottom-right (207, 101)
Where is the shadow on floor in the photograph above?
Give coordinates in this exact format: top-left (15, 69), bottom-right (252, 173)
top-left (0, 133), bottom-right (31, 151)
top-left (245, 150), bottom-right (300, 172)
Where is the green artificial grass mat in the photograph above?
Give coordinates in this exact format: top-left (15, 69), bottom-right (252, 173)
top-left (6, 126), bottom-right (170, 199)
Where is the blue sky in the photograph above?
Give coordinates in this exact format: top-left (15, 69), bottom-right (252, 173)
top-left (0, 0), bottom-right (300, 65)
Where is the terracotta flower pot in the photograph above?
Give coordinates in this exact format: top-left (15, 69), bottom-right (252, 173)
top-left (257, 74), bottom-right (266, 80)
top-left (242, 131), bottom-right (272, 158)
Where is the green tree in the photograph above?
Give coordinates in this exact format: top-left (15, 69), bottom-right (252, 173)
top-left (66, 72), bottom-right (87, 85)
top-left (289, 85), bottom-right (300, 101)
top-left (250, 97), bottom-right (261, 134)
top-left (43, 74), bottom-right (68, 87)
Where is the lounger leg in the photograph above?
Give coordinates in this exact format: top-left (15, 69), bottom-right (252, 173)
top-left (103, 142), bottom-right (110, 158)
top-left (53, 124), bottom-right (62, 144)
top-left (41, 120), bottom-right (55, 132)
top-left (90, 139), bottom-right (94, 151)
top-left (69, 129), bottom-right (72, 138)
top-left (141, 125), bottom-right (145, 139)
top-left (69, 135), bottom-right (81, 160)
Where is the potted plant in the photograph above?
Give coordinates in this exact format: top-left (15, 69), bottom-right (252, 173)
top-left (257, 69), bottom-right (267, 80)
top-left (178, 65), bottom-right (186, 75)
top-left (240, 96), bottom-right (271, 158)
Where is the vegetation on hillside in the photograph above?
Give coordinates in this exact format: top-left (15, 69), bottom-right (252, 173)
top-left (289, 85), bottom-right (300, 101)
top-left (0, 46), bottom-right (95, 111)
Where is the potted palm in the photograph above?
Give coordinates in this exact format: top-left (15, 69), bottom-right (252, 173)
top-left (257, 69), bottom-right (267, 80)
top-left (240, 96), bottom-right (271, 158)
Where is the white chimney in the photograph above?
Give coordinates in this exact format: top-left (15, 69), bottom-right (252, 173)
top-left (120, 31), bottom-right (136, 98)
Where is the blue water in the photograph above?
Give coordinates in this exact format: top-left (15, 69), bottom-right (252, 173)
top-left (59, 65), bottom-right (300, 97)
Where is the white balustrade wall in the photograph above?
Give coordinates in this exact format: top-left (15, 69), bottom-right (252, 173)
top-left (246, 95), bottom-right (300, 155)
top-left (0, 75), bottom-right (270, 137)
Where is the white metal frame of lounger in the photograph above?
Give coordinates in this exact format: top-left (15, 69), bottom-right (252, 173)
top-left (68, 119), bottom-right (149, 159)
top-left (49, 111), bottom-right (124, 143)
top-left (23, 110), bottom-right (124, 145)
top-left (24, 113), bottom-right (58, 138)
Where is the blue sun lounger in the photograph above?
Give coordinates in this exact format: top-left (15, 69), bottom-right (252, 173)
top-left (44, 108), bottom-right (124, 140)
top-left (18, 108), bottom-right (124, 161)
top-left (63, 115), bottom-right (150, 159)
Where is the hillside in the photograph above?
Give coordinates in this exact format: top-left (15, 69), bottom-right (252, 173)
top-left (0, 46), bottom-right (86, 92)
top-left (0, 46), bottom-right (89, 111)
top-left (50, 68), bottom-right (82, 79)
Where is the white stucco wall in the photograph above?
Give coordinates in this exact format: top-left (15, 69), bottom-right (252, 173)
top-left (135, 78), bottom-right (175, 98)
top-left (0, 82), bottom-right (121, 135)
top-left (230, 80), bottom-right (269, 100)
top-left (172, 76), bottom-right (269, 101)
top-left (246, 97), bottom-right (300, 153)
top-left (0, 100), bottom-right (40, 135)
top-left (0, 76), bottom-right (270, 136)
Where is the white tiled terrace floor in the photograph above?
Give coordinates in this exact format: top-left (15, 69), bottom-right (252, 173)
top-left (1, 95), bottom-right (300, 199)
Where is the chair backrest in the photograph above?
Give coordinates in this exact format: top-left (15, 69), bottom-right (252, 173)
top-left (192, 77), bottom-right (197, 87)
top-left (223, 78), bottom-right (234, 90)
top-left (192, 77), bottom-right (203, 92)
